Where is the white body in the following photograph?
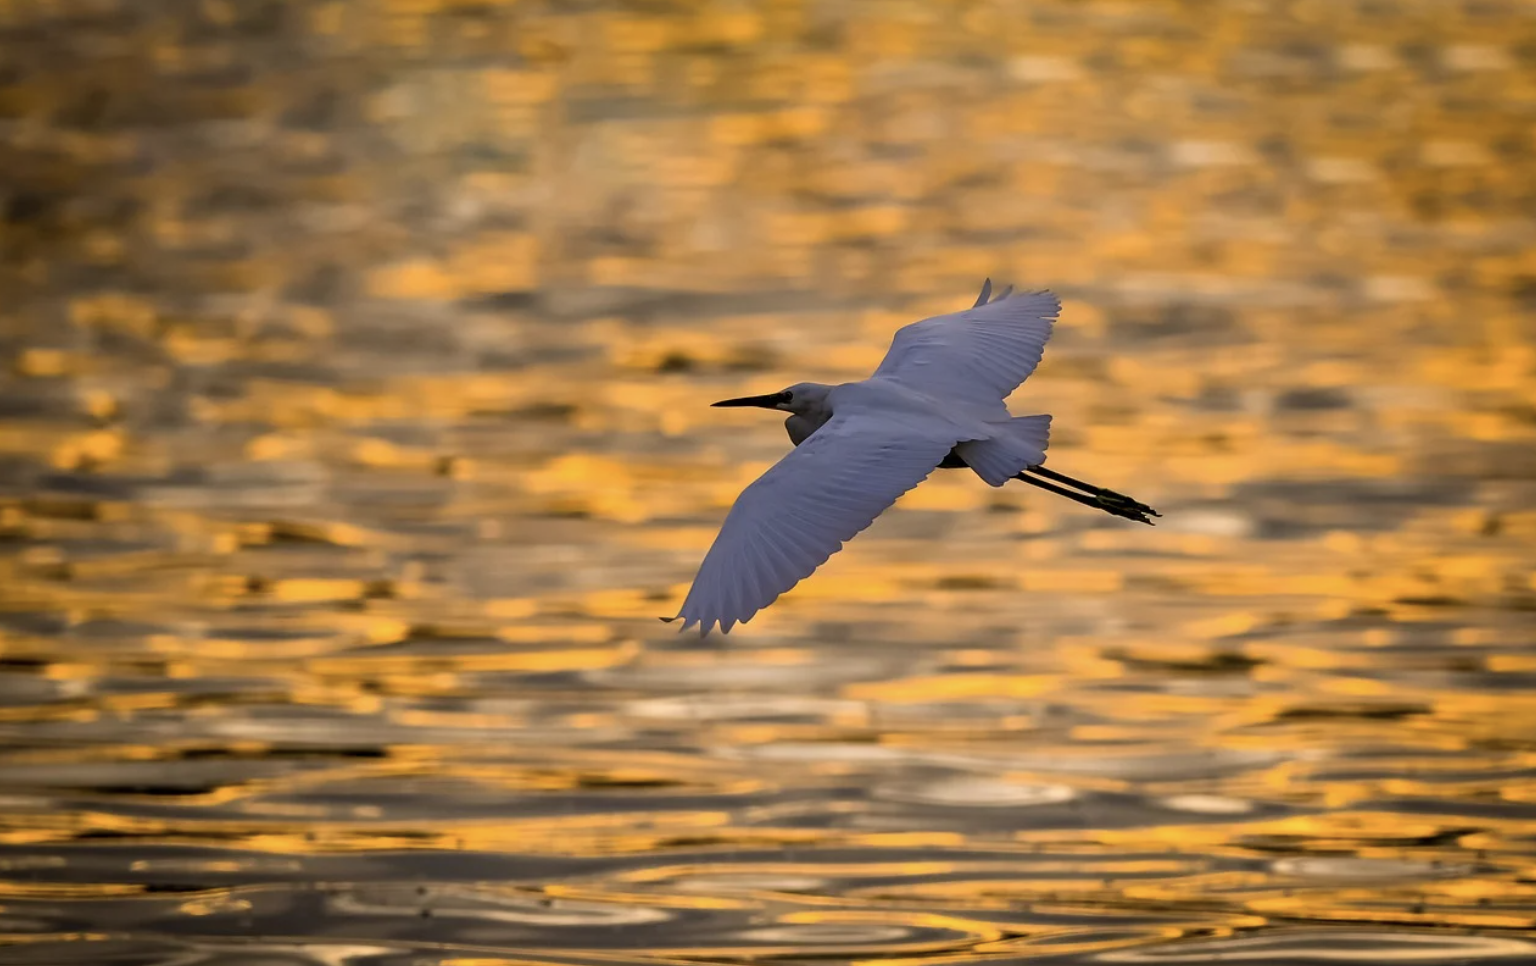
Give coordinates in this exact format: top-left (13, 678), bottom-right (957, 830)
top-left (674, 285), bottom-right (1060, 635)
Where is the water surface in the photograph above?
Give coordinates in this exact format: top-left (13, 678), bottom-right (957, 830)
top-left (1, 1), bottom-right (1535, 963)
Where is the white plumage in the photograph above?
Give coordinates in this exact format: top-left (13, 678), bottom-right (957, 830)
top-left (669, 280), bottom-right (1158, 636)
top-left (873, 289), bottom-right (1061, 411)
top-left (675, 408), bottom-right (955, 635)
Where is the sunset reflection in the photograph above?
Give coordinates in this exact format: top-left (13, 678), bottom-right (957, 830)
top-left (0, 0), bottom-right (1534, 963)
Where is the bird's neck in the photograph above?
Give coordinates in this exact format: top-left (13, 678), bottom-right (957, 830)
top-left (784, 411), bottom-right (831, 447)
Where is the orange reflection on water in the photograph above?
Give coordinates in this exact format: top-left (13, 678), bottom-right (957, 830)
top-left (1, 0), bottom-right (1536, 962)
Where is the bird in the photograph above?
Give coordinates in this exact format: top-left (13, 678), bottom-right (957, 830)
top-left (665, 279), bottom-right (1159, 635)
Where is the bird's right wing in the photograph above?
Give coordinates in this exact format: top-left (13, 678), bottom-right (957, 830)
top-left (874, 285), bottom-right (1060, 406)
top-left (673, 413), bottom-right (956, 636)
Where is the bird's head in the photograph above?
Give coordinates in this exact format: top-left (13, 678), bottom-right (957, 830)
top-left (711, 382), bottom-right (831, 417)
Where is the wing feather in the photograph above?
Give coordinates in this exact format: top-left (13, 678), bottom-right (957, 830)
top-left (874, 287), bottom-right (1060, 405)
top-left (972, 278), bottom-right (992, 307)
top-left (674, 413), bottom-right (955, 635)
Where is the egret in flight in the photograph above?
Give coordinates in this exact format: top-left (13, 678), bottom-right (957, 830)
top-left (667, 279), bottom-right (1158, 635)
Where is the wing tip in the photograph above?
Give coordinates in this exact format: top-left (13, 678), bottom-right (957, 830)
top-left (969, 279), bottom-right (1060, 316)
top-left (973, 278), bottom-right (993, 308)
top-left (662, 612), bottom-right (728, 638)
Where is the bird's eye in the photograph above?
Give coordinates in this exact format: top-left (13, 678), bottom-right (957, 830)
top-left (782, 391), bottom-right (793, 403)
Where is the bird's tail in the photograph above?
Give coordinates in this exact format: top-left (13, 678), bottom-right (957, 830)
top-left (953, 414), bottom-right (1052, 486)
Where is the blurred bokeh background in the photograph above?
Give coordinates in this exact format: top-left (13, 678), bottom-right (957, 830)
top-left (1, 1), bottom-right (1535, 963)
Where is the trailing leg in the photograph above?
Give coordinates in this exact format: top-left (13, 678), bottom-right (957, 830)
top-left (1014, 466), bottom-right (1159, 524)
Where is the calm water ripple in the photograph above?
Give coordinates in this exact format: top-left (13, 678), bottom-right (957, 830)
top-left (2, 0), bottom-right (1535, 963)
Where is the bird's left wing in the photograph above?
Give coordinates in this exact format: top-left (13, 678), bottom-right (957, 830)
top-left (673, 413), bottom-right (957, 635)
top-left (874, 286), bottom-right (1060, 406)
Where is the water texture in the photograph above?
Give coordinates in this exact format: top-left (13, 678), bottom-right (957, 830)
top-left (1, 1), bottom-right (1535, 963)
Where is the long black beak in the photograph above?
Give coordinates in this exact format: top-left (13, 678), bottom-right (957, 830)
top-left (711, 393), bottom-right (785, 409)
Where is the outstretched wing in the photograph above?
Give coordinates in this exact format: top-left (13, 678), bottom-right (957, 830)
top-left (875, 283), bottom-right (1059, 406)
top-left (673, 413), bottom-right (956, 635)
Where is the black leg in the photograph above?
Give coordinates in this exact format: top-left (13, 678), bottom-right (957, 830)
top-left (1014, 468), bottom-right (1159, 524)
top-left (1025, 465), bottom-right (1161, 520)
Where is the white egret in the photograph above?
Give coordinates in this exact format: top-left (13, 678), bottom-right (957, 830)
top-left (666, 279), bottom-right (1159, 635)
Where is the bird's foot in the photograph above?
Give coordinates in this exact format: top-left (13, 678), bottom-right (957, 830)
top-left (1090, 487), bottom-right (1161, 524)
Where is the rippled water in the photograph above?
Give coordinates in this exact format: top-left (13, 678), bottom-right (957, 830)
top-left (2, 1), bottom-right (1535, 963)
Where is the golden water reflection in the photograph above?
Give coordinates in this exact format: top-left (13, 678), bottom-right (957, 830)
top-left (1, 0), bottom-right (1536, 963)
